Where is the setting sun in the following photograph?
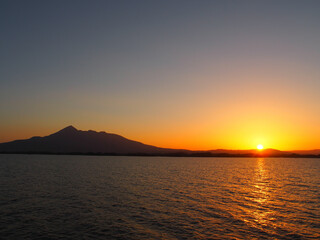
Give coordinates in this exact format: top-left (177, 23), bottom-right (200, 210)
top-left (257, 144), bottom-right (264, 150)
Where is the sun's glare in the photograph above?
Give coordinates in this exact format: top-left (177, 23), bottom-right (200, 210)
top-left (257, 144), bottom-right (264, 150)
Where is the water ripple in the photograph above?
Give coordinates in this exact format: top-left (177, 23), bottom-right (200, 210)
top-left (0, 155), bottom-right (319, 239)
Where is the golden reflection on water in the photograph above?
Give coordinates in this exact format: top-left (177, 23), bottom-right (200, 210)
top-left (253, 159), bottom-right (270, 224)
top-left (254, 158), bottom-right (268, 203)
top-left (248, 158), bottom-right (275, 227)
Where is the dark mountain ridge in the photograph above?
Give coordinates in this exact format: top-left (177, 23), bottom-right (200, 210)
top-left (0, 126), bottom-right (319, 157)
top-left (0, 126), bottom-right (186, 155)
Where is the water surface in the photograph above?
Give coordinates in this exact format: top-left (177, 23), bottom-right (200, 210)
top-left (0, 155), bottom-right (319, 239)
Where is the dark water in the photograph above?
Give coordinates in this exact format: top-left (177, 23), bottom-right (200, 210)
top-left (0, 155), bottom-right (319, 239)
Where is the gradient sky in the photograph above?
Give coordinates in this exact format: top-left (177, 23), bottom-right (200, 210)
top-left (1, 0), bottom-right (320, 150)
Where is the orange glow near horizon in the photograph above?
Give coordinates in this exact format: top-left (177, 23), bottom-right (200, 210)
top-left (0, 119), bottom-right (319, 151)
top-left (1, 1), bottom-right (320, 153)
top-left (0, 73), bottom-right (319, 151)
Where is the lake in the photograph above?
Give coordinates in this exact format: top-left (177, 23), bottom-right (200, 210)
top-left (0, 155), bottom-right (319, 239)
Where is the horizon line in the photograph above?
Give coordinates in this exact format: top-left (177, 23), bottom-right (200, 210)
top-left (0, 125), bottom-right (319, 152)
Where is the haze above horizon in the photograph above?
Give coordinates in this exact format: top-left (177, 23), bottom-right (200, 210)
top-left (1, 0), bottom-right (320, 150)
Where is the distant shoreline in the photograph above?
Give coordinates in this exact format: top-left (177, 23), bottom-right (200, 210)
top-left (1, 126), bottom-right (319, 158)
top-left (1, 152), bottom-right (320, 158)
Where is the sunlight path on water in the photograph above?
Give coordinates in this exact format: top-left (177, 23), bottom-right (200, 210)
top-left (0, 155), bottom-right (319, 239)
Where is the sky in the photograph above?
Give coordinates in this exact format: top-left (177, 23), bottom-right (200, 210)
top-left (1, 0), bottom-right (320, 150)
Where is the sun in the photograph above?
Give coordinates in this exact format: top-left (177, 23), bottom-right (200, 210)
top-left (257, 144), bottom-right (264, 150)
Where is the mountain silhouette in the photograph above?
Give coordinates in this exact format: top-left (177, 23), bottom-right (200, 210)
top-left (0, 126), bottom-right (319, 157)
top-left (210, 148), bottom-right (291, 156)
top-left (290, 149), bottom-right (320, 155)
top-left (0, 126), bottom-right (184, 155)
